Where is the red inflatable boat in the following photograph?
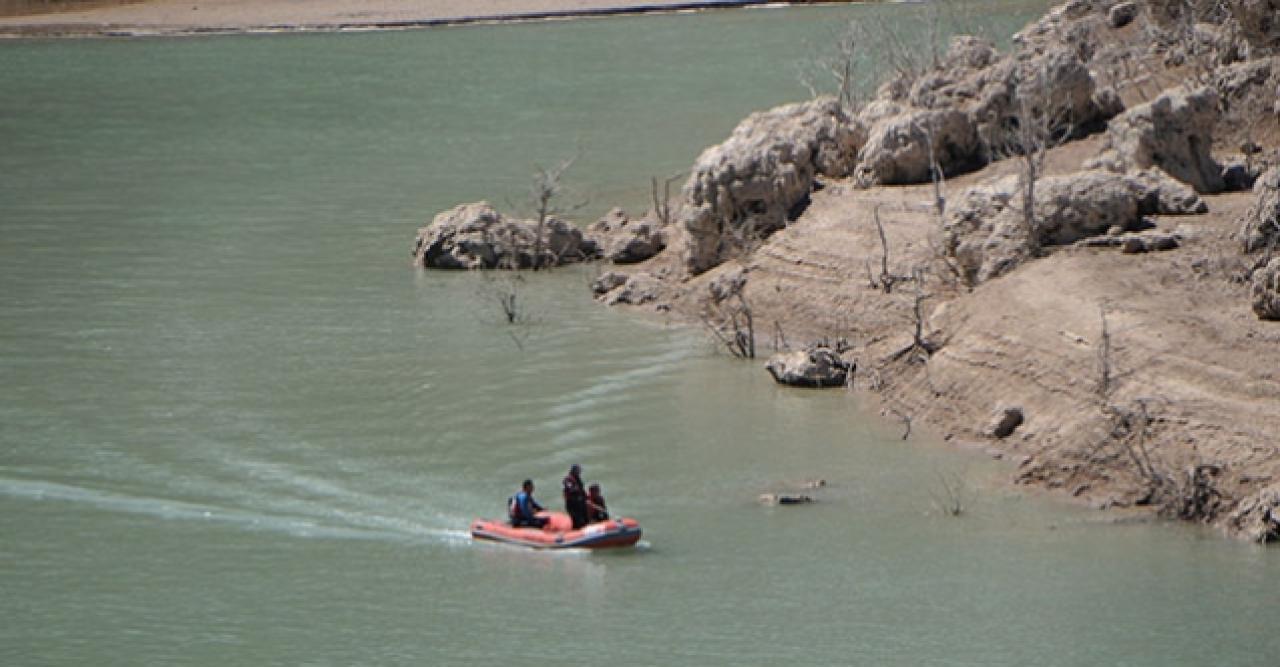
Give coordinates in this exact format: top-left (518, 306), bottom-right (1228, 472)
top-left (470, 511), bottom-right (642, 549)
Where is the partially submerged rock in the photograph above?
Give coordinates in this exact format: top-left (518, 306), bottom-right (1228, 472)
top-left (412, 201), bottom-right (594, 269)
top-left (1252, 258), bottom-right (1280, 320)
top-left (757, 493), bottom-right (815, 506)
top-left (681, 97), bottom-right (865, 274)
top-left (765, 344), bottom-right (853, 388)
top-left (590, 270), bottom-right (629, 296)
top-left (1226, 482), bottom-right (1280, 543)
top-left (603, 272), bottom-right (663, 307)
top-left (585, 207), bottom-right (668, 264)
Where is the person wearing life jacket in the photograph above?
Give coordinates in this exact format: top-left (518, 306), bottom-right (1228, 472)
top-left (587, 483), bottom-right (609, 523)
top-left (562, 464), bottom-right (589, 529)
top-left (509, 479), bottom-right (548, 529)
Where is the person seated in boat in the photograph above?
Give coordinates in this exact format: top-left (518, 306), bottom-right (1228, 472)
top-left (562, 464), bottom-right (589, 529)
top-left (586, 483), bottom-right (609, 523)
top-left (509, 479), bottom-right (548, 529)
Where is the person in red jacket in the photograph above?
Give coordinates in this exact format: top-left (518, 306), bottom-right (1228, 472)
top-left (587, 483), bottom-right (609, 523)
top-left (562, 464), bottom-right (589, 529)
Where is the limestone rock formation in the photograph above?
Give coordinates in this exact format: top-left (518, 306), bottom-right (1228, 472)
top-left (1240, 167), bottom-right (1280, 253)
top-left (603, 272), bottom-right (663, 307)
top-left (585, 207), bottom-right (667, 264)
top-left (1127, 168), bottom-right (1209, 215)
top-left (680, 97), bottom-right (865, 274)
top-left (946, 171), bottom-right (1136, 282)
top-left (590, 270), bottom-right (629, 296)
top-left (412, 201), bottom-right (593, 269)
top-left (1227, 482), bottom-right (1280, 543)
top-left (1089, 87), bottom-right (1225, 193)
top-left (945, 168), bottom-right (1209, 283)
top-left (764, 344), bottom-right (853, 388)
top-left (864, 35), bottom-right (1117, 187)
top-left (1252, 258), bottom-right (1280, 320)
top-left (854, 108), bottom-right (980, 186)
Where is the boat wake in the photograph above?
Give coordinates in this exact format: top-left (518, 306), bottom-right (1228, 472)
top-left (0, 476), bottom-right (469, 546)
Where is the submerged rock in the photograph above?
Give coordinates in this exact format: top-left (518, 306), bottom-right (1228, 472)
top-left (764, 344), bottom-right (853, 388)
top-left (412, 201), bottom-right (594, 269)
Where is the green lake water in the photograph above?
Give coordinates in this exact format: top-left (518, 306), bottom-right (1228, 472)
top-left (2, 2), bottom-right (1277, 664)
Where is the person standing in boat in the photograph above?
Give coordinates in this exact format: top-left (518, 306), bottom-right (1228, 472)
top-left (509, 479), bottom-right (548, 529)
top-left (587, 483), bottom-right (609, 523)
top-left (562, 464), bottom-right (589, 529)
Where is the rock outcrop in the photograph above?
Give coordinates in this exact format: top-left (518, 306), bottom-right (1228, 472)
top-left (1252, 257), bottom-right (1280, 320)
top-left (680, 98), bottom-right (865, 274)
top-left (945, 168), bottom-right (1208, 283)
top-left (1227, 483), bottom-right (1280, 543)
top-left (585, 207), bottom-right (667, 264)
top-left (1088, 87), bottom-right (1225, 193)
top-left (1240, 167), bottom-right (1280, 253)
top-left (602, 272), bottom-right (663, 307)
top-left (764, 344), bottom-right (853, 388)
top-left (853, 108), bottom-right (980, 186)
top-left (412, 201), bottom-right (595, 269)
top-left (590, 270), bottom-right (629, 296)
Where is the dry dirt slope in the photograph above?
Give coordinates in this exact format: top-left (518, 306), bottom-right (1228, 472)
top-left (659, 131), bottom-right (1280, 533)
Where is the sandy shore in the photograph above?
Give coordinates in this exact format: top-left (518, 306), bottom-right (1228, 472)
top-left (0, 0), bottom-right (839, 36)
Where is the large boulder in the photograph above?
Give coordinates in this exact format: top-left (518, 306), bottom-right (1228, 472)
top-left (1252, 258), bottom-right (1280, 320)
top-left (853, 108), bottom-right (980, 186)
top-left (765, 345), bottom-right (853, 388)
top-left (1241, 167), bottom-right (1280, 253)
top-left (945, 169), bottom-right (1206, 283)
top-left (586, 207), bottom-right (667, 264)
top-left (1127, 168), bottom-right (1209, 215)
top-left (680, 97), bottom-right (866, 274)
top-left (1089, 87), bottom-right (1225, 193)
top-left (412, 201), bottom-right (594, 269)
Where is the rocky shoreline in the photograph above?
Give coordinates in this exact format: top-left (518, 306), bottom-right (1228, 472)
top-left (417, 0), bottom-right (1280, 542)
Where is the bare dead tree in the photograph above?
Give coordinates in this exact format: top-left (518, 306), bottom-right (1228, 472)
top-left (930, 468), bottom-right (970, 517)
top-left (1092, 304), bottom-right (1225, 518)
top-left (983, 63), bottom-right (1076, 259)
top-left (651, 171), bottom-right (684, 227)
top-left (702, 291), bottom-right (756, 359)
top-left (526, 154), bottom-right (588, 270)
